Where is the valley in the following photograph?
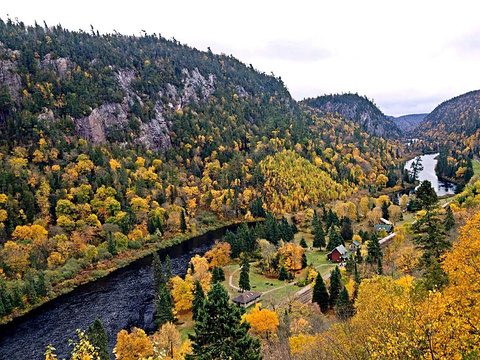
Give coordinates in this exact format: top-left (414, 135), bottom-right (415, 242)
top-left (0, 17), bottom-right (478, 360)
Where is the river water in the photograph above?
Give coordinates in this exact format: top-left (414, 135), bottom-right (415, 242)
top-left (404, 153), bottom-right (456, 196)
top-left (0, 225), bottom-right (241, 360)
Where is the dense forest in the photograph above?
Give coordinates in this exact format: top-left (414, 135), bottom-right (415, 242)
top-left (0, 18), bottom-right (406, 323)
top-left (0, 17), bottom-right (479, 360)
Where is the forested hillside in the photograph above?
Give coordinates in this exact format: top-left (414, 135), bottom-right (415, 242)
top-left (0, 19), bottom-right (405, 322)
top-left (302, 93), bottom-right (401, 138)
top-left (412, 90), bottom-right (480, 182)
top-left (388, 113), bottom-right (426, 133)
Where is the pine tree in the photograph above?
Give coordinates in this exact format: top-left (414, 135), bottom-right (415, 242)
top-left (187, 283), bottom-right (262, 360)
top-left (155, 285), bottom-right (174, 327)
top-left (192, 280), bottom-right (205, 321)
top-left (328, 267), bottom-right (342, 309)
top-left (278, 265), bottom-right (288, 281)
top-left (340, 217), bottom-right (353, 241)
top-left (279, 217), bottom-right (293, 242)
top-left (366, 232), bottom-right (382, 264)
top-left (445, 205), bottom-right (455, 231)
top-left (165, 255), bottom-right (173, 281)
top-left (35, 272), bottom-right (47, 297)
top-left (312, 274), bottom-right (329, 313)
top-left (336, 287), bottom-right (353, 320)
top-left (239, 255), bottom-right (250, 291)
top-left (354, 262), bottom-right (361, 284)
top-left (211, 266), bottom-right (225, 283)
top-left (312, 209), bottom-right (319, 231)
top-left (180, 210), bottom-right (187, 233)
top-left (299, 237), bottom-right (308, 248)
top-left (412, 180), bottom-right (450, 264)
top-left (377, 257), bottom-right (383, 275)
top-left (87, 318), bottom-right (109, 360)
top-left (313, 222), bottom-right (326, 250)
top-left (326, 226), bottom-right (342, 251)
top-left (301, 253), bottom-right (308, 268)
top-left (152, 252), bottom-right (165, 297)
top-left (381, 201), bottom-right (390, 220)
top-left (107, 231), bottom-right (117, 256)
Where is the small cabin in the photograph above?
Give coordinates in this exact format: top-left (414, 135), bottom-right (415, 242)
top-left (349, 240), bottom-right (361, 251)
top-left (327, 245), bottom-right (348, 262)
top-left (231, 291), bottom-right (262, 308)
top-left (374, 224), bottom-right (393, 233)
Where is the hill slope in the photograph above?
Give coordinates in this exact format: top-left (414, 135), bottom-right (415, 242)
top-left (301, 93), bottom-right (401, 138)
top-left (387, 113), bottom-right (427, 132)
top-left (415, 90), bottom-right (480, 140)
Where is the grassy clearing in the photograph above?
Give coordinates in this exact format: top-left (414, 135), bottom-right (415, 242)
top-left (473, 159), bottom-right (480, 176)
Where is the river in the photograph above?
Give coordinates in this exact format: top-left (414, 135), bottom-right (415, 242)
top-left (0, 224), bottom-right (244, 360)
top-left (404, 153), bottom-right (456, 196)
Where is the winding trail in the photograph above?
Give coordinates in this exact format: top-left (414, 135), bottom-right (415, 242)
top-left (228, 264), bottom-right (333, 299)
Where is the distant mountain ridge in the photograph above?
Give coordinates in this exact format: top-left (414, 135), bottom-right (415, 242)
top-left (415, 89), bottom-right (480, 140)
top-left (387, 113), bottom-right (427, 132)
top-left (301, 93), bottom-right (401, 138)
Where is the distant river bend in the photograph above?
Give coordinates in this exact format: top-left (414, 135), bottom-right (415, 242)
top-left (404, 153), bottom-right (456, 196)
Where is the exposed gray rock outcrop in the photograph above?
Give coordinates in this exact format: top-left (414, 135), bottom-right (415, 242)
top-left (0, 44), bottom-right (22, 102)
top-left (41, 54), bottom-right (72, 78)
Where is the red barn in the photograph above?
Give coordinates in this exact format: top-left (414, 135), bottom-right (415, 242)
top-left (327, 245), bottom-right (348, 262)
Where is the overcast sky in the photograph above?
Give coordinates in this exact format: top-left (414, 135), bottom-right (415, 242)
top-left (2, 0), bottom-right (480, 116)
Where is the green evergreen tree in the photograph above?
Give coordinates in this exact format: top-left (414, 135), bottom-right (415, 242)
top-left (35, 272), bottom-right (47, 297)
top-left (12, 284), bottom-right (25, 309)
top-left (420, 256), bottom-right (449, 291)
top-left (313, 222), bottom-right (326, 250)
top-left (445, 205), bottom-right (455, 231)
top-left (312, 274), bottom-right (329, 313)
top-left (377, 256), bottom-right (383, 275)
top-left (381, 200), bottom-right (390, 220)
top-left (165, 255), bottom-right (173, 281)
top-left (301, 253), bottom-right (308, 268)
top-left (328, 267), bottom-right (342, 309)
top-left (354, 262), bottom-right (361, 284)
top-left (107, 231), bottom-right (117, 256)
top-left (180, 210), bottom-right (187, 233)
top-left (366, 232), bottom-right (382, 264)
top-left (278, 265), bottom-right (288, 281)
top-left (345, 256), bottom-right (355, 274)
top-left (152, 252), bottom-right (165, 297)
top-left (412, 180), bottom-right (450, 265)
top-left (326, 226), bottom-right (343, 251)
top-left (299, 237), bottom-right (308, 248)
top-left (340, 217), bottom-right (353, 241)
top-left (312, 209), bottom-right (319, 231)
top-left (192, 280), bottom-right (205, 321)
top-left (86, 318), bottom-right (109, 360)
top-left (155, 285), bottom-right (174, 327)
top-left (211, 266), bottom-right (225, 283)
top-left (187, 283), bottom-right (262, 360)
top-left (239, 255), bottom-right (250, 291)
top-left (265, 212), bottom-right (280, 245)
top-left (336, 287), bottom-right (354, 320)
top-left (279, 217), bottom-right (294, 242)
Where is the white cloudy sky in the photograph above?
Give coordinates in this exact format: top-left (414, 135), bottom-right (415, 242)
top-left (2, 0), bottom-right (480, 116)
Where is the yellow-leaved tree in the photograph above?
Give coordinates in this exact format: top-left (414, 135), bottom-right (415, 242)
top-left (113, 327), bottom-right (153, 360)
top-left (243, 303), bottom-right (279, 340)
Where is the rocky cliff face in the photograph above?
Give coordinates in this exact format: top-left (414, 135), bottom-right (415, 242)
top-left (302, 93), bottom-right (401, 138)
top-left (0, 41), bottom-right (219, 152)
top-left (75, 67), bottom-right (215, 152)
top-left (0, 43), bottom-right (21, 102)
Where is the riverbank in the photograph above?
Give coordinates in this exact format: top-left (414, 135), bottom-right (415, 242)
top-left (0, 217), bottom-right (260, 326)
